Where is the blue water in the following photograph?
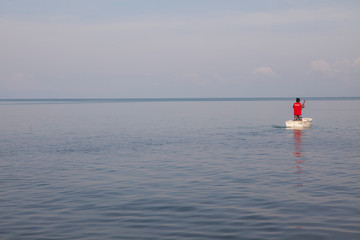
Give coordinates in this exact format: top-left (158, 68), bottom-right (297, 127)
top-left (1, 98), bottom-right (359, 240)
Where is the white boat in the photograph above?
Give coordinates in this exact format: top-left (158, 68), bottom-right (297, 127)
top-left (285, 118), bottom-right (312, 128)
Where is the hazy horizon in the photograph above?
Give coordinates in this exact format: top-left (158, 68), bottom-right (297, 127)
top-left (1, 0), bottom-right (360, 98)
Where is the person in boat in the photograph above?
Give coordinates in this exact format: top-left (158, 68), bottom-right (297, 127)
top-left (293, 98), bottom-right (305, 121)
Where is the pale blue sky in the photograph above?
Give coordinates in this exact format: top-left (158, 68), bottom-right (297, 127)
top-left (1, 0), bottom-right (360, 98)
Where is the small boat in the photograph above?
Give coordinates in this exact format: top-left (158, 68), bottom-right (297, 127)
top-left (285, 118), bottom-right (312, 128)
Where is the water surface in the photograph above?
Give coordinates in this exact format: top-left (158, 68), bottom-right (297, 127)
top-left (1, 99), bottom-right (359, 239)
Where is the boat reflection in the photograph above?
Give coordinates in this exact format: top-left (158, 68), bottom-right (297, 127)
top-left (292, 129), bottom-right (304, 186)
top-left (293, 129), bottom-right (303, 158)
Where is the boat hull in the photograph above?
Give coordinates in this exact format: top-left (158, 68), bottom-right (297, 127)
top-left (285, 118), bottom-right (312, 128)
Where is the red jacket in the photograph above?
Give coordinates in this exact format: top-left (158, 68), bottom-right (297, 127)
top-left (293, 102), bottom-right (302, 115)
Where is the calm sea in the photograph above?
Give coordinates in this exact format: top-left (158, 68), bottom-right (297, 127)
top-left (1, 98), bottom-right (359, 240)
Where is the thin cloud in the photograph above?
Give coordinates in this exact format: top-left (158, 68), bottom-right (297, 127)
top-left (253, 67), bottom-right (275, 76)
top-left (311, 60), bottom-right (331, 73)
top-left (354, 57), bottom-right (360, 66)
top-left (311, 58), bottom-right (360, 75)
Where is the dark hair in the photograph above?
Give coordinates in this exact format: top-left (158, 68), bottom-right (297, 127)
top-left (296, 98), bottom-right (300, 102)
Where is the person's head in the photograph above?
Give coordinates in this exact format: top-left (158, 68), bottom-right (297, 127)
top-left (296, 98), bottom-right (300, 102)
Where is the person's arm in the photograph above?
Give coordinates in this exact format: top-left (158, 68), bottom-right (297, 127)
top-left (302, 100), bottom-right (305, 108)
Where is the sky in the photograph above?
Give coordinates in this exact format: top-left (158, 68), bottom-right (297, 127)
top-left (1, 0), bottom-right (360, 98)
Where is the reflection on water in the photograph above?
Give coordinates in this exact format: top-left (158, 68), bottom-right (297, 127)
top-left (293, 129), bottom-right (302, 158)
top-left (293, 129), bottom-right (304, 187)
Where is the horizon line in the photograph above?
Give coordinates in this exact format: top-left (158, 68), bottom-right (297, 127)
top-left (1, 97), bottom-right (359, 101)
